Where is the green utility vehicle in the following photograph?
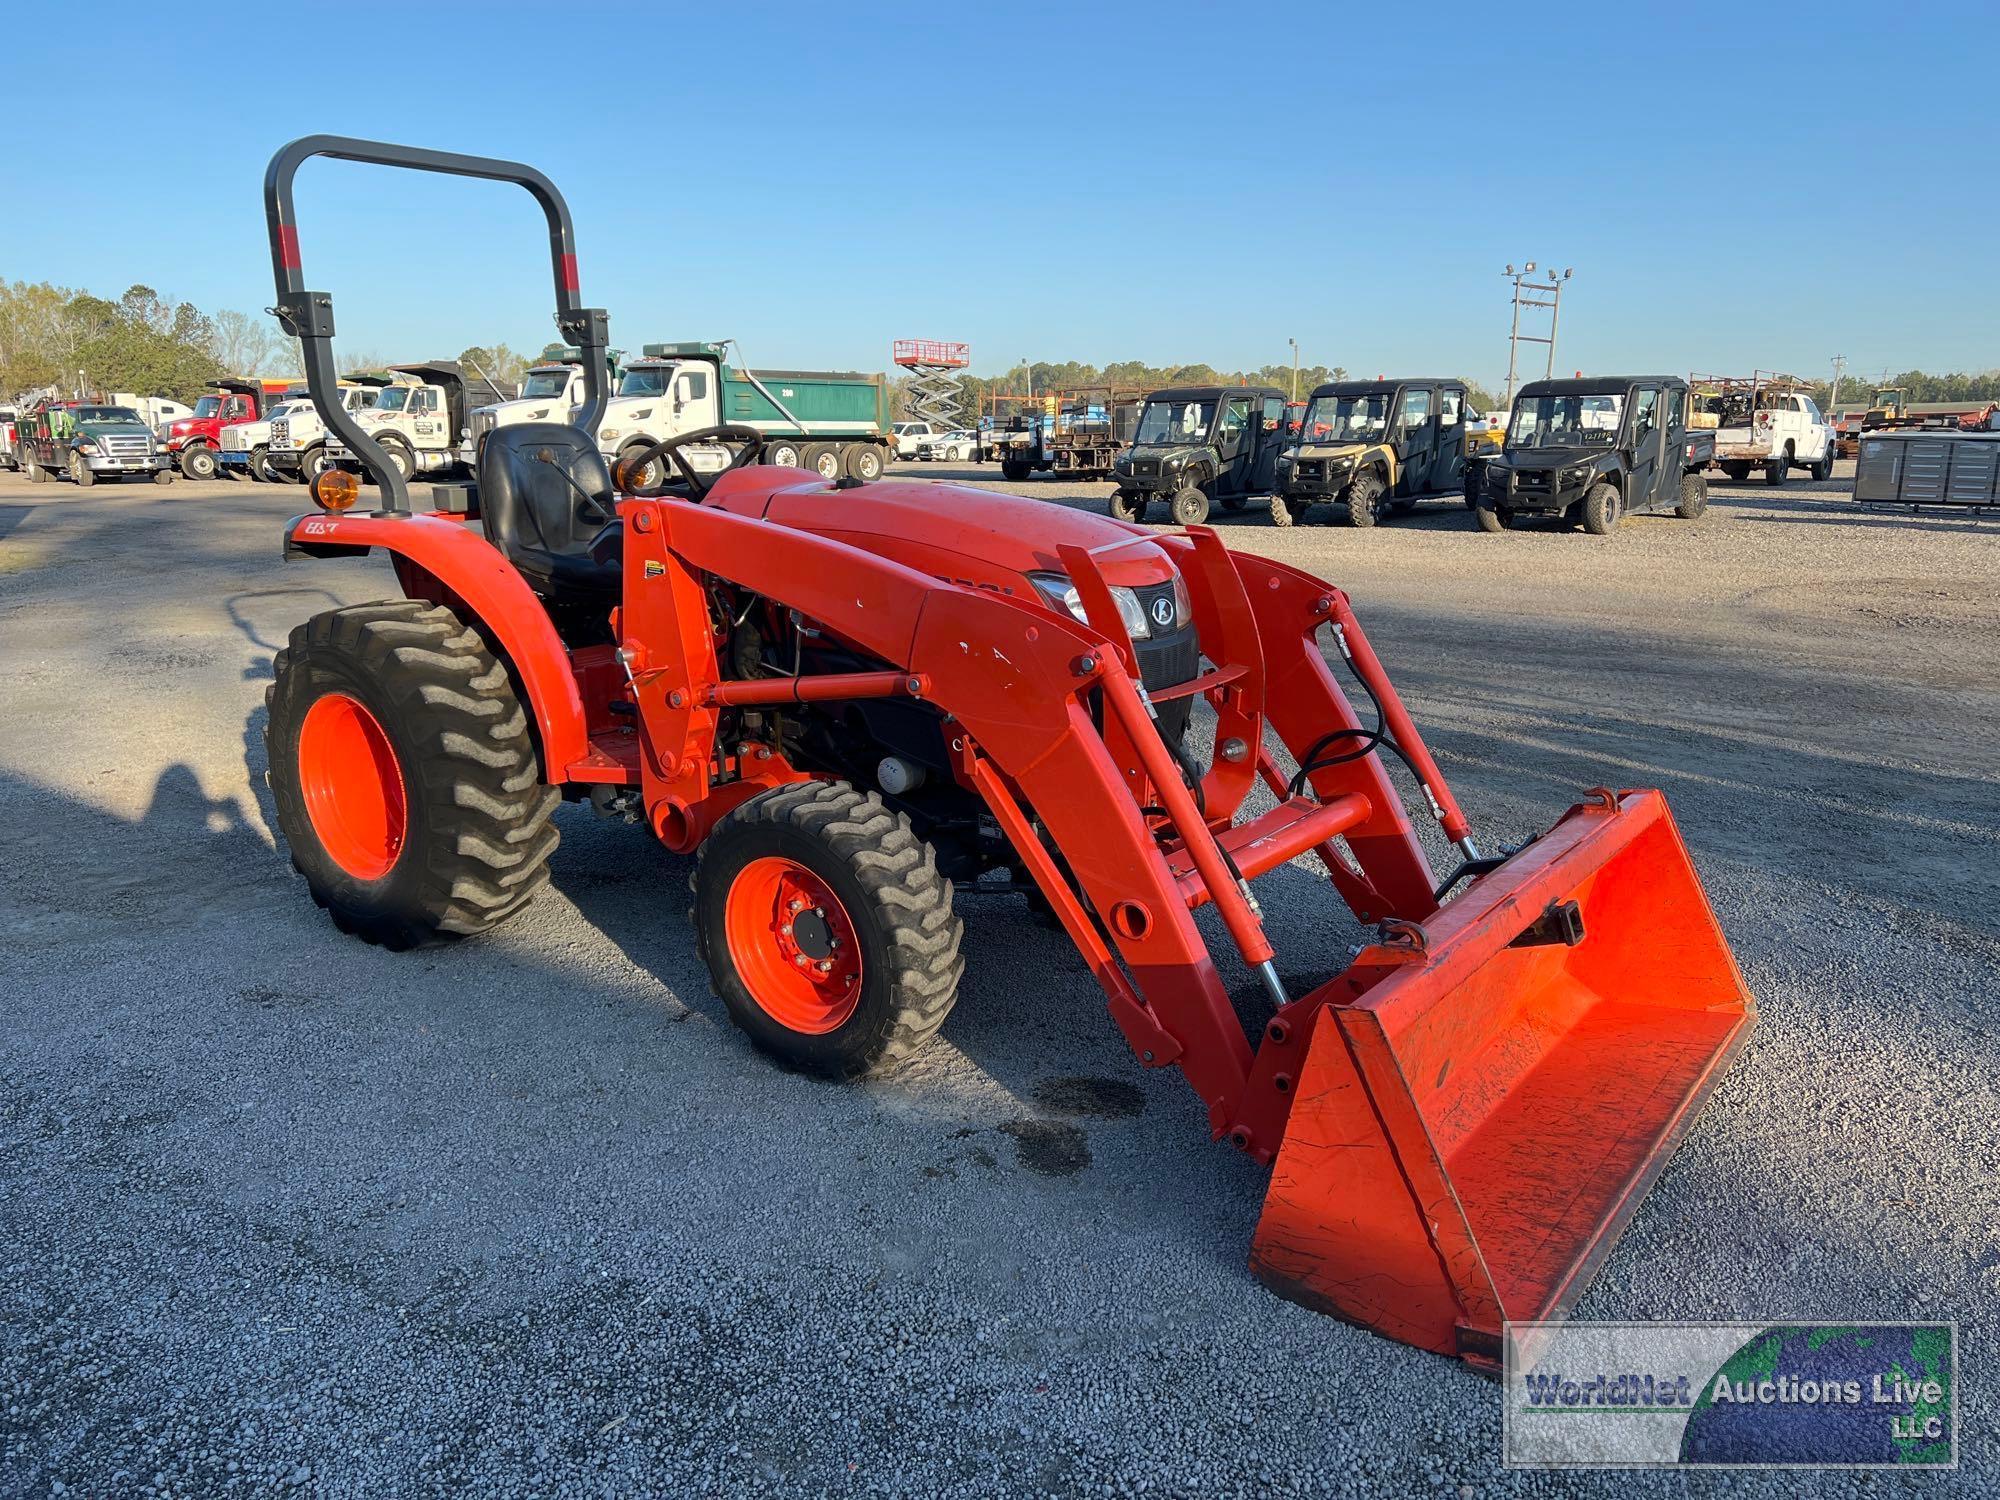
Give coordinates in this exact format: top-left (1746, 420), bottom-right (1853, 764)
top-left (1108, 385), bottom-right (1289, 524)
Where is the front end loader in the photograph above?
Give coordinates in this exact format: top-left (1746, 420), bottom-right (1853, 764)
top-left (261, 138), bottom-right (1754, 1367)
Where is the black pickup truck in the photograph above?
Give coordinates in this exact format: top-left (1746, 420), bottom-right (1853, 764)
top-left (1472, 376), bottom-right (1714, 535)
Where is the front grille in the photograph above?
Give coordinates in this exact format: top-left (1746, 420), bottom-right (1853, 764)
top-left (1298, 459), bottom-right (1326, 480)
top-left (1135, 627), bottom-right (1199, 740)
top-left (1130, 458), bottom-right (1161, 478)
top-left (102, 435), bottom-right (150, 457)
top-left (270, 418), bottom-right (291, 447)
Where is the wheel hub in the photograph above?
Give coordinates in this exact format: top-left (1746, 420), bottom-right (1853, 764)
top-left (724, 857), bottom-right (862, 1033)
top-left (296, 691), bottom-right (406, 881)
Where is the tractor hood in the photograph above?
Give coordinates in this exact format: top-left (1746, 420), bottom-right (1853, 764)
top-left (710, 473), bottom-right (1179, 593)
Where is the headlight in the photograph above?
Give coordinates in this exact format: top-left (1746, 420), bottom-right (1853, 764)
top-left (1028, 571), bottom-right (1155, 640)
top-left (1563, 465), bottom-right (1590, 485)
top-left (600, 427), bottom-right (620, 440)
top-left (1114, 456), bottom-right (1130, 472)
top-left (78, 440), bottom-right (100, 455)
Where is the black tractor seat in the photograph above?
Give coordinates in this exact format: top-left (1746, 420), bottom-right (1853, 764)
top-left (478, 423), bottom-right (622, 601)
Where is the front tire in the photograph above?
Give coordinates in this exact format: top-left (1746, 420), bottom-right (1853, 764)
top-left (265, 600), bottom-right (560, 949)
top-left (1474, 502), bottom-right (1513, 533)
top-left (180, 445), bottom-right (218, 481)
top-left (249, 445), bottom-right (276, 484)
top-left (1169, 484), bottom-right (1210, 526)
top-left (1108, 490), bottom-right (1146, 522)
top-left (1675, 472), bottom-right (1709, 520)
top-left (693, 782), bottom-right (963, 1080)
top-left (1581, 480), bottom-right (1621, 535)
top-left (1338, 470), bottom-right (1384, 527)
top-left (618, 443), bottom-right (666, 490)
top-left (69, 454), bottom-right (95, 487)
top-left (1270, 494), bottom-right (1310, 527)
top-left (377, 435), bottom-right (418, 482)
top-left (301, 443), bottom-right (333, 483)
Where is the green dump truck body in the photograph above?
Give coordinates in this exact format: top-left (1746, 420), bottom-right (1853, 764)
top-left (641, 342), bottom-right (888, 438)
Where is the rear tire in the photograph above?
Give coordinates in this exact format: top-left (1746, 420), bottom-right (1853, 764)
top-left (1810, 448), bottom-right (1835, 482)
top-left (843, 443), bottom-right (884, 482)
top-left (1581, 480), bottom-right (1621, 534)
top-left (1169, 484), bottom-right (1210, 526)
top-left (1108, 490), bottom-right (1146, 523)
top-left (767, 439), bottom-right (804, 468)
top-left (693, 782), bottom-right (963, 1080)
top-left (180, 445), bottom-right (217, 481)
top-left (1270, 494), bottom-right (1309, 527)
top-left (1675, 472), bottom-right (1708, 520)
top-left (69, 454), bottom-right (94, 487)
top-left (265, 599), bottom-right (560, 950)
top-left (23, 457), bottom-right (47, 483)
top-left (1763, 457), bottom-right (1786, 487)
top-left (804, 443), bottom-right (842, 481)
top-left (1721, 461), bottom-right (1751, 482)
top-left (1338, 470), bottom-right (1384, 527)
top-left (1000, 459), bottom-right (1030, 481)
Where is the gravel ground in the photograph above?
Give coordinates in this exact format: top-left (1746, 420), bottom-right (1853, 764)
top-left (1, 461), bottom-right (1993, 1496)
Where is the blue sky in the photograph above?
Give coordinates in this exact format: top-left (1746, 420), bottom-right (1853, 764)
top-left (5, 1), bottom-right (1994, 392)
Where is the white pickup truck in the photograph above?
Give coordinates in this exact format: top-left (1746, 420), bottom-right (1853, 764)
top-left (1710, 386), bottom-right (1836, 485)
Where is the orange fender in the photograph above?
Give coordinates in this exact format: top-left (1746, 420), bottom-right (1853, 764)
top-left (284, 511), bottom-right (589, 774)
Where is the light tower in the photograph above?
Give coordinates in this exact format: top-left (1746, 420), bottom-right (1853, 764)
top-left (892, 340), bottom-right (970, 431)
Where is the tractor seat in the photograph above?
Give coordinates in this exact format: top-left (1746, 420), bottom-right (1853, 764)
top-left (478, 423), bottom-right (622, 601)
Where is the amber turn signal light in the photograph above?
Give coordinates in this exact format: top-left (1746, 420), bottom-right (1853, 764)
top-left (310, 468), bottom-right (361, 512)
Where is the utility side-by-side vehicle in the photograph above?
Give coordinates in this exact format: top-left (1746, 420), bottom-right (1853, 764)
top-left (260, 138), bottom-right (1752, 1368)
top-left (1109, 386), bottom-right (1290, 525)
top-left (1473, 376), bottom-right (1716, 535)
top-left (1271, 378), bottom-right (1471, 528)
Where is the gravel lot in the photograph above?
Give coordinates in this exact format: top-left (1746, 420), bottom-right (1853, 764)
top-left (1, 460), bottom-right (1993, 1496)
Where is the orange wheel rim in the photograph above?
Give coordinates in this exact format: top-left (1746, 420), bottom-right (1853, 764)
top-left (297, 691), bottom-right (407, 881)
top-left (723, 857), bottom-right (863, 1033)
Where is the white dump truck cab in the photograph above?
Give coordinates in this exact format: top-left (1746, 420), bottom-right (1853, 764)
top-left (469, 350), bottom-right (619, 458)
top-left (218, 397), bottom-right (308, 482)
top-left (267, 381), bottom-right (383, 482)
top-left (597, 352), bottom-right (727, 487)
top-left (328, 361), bottom-right (509, 481)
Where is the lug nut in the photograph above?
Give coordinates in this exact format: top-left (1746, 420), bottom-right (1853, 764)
top-left (780, 924), bottom-right (792, 936)
top-left (816, 960), bottom-right (832, 974)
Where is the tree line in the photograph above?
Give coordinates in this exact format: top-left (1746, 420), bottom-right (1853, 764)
top-left (0, 279), bottom-right (299, 401)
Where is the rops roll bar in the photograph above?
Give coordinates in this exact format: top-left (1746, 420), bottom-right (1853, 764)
top-left (262, 136), bottom-right (610, 513)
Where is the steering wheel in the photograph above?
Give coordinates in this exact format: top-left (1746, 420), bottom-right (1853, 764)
top-left (615, 424), bottom-right (768, 501)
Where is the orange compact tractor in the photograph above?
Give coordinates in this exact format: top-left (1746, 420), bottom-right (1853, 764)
top-left (262, 139), bottom-right (1754, 1367)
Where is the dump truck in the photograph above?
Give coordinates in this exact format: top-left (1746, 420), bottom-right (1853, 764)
top-left (597, 342), bottom-right (892, 487)
top-left (161, 375), bottom-right (294, 479)
top-left (469, 348), bottom-right (622, 459)
top-left (261, 136), bottom-right (1753, 1369)
top-left (266, 378), bottom-right (386, 483)
top-left (322, 362), bottom-right (510, 480)
top-left (13, 397), bottom-right (173, 485)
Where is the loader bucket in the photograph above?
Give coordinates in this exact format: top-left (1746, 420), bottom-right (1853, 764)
top-left (1250, 789), bottom-right (1753, 1369)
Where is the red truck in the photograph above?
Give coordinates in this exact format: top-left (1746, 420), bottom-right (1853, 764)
top-left (160, 376), bottom-right (293, 479)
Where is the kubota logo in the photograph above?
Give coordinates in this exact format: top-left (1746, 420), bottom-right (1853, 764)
top-left (1150, 596), bottom-right (1175, 628)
